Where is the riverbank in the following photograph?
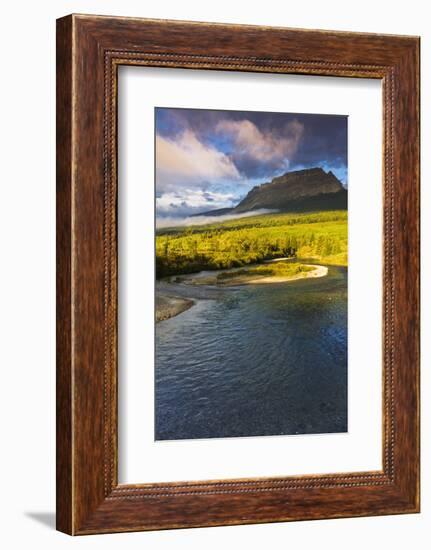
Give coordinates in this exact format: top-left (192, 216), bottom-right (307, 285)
top-left (175, 263), bottom-right (328, 287)
top-left (156, 261), bottom-right (329, 321)
top-left (156, 294), bottom-right (194, 322)
top-left (243, 264), bottom-right (328, 285)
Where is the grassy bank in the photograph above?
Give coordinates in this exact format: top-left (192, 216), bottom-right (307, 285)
top-left (216, 262), bottom-right (314, 282)
top-left (172, 262), bottom-right (326, 287)
top-left (156, 210), bottom-right (347, 278)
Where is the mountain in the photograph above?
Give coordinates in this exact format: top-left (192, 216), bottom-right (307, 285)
top-left (193, 167), bottom-right (347, 217)
top-left (234, 167), bottom-right (346, 213)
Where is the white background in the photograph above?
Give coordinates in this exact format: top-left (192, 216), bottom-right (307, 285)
top-left (118, 67), bottom-right (382, 483)
top-left (0, 1), bottom-right (428, 548)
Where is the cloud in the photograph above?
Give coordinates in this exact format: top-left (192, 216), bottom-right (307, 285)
top-left (156, 209), bottom-right (278, 229)
top-left (156, 188), bottom-right (238, 218)
top-left (216, 118), bottom-right (304, 177)
top-left (156, 129), bottom-right (240, 192)
top-left (154, 109), bottom-right (347, 222)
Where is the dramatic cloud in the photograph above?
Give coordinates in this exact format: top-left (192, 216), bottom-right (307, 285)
top-left (154, 108), bottom-right (347, 220)
top-left (156, 129), bottom-right (240, 193)
top-left (216, 119), bottom-right (304, 176)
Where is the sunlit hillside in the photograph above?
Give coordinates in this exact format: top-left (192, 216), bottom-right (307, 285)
top-left (156, 210), bottom-right (347, 278)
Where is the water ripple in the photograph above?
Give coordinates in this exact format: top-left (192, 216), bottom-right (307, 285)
top-left (155, 266), bottom-right (347, 440)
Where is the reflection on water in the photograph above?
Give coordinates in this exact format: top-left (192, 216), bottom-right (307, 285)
top-left (155, 265), bottom-right (347, 440)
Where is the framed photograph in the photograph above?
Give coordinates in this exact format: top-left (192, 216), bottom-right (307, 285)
top-left (56, 14), bottom-right (420, 534)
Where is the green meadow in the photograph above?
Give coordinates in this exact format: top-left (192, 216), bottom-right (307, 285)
top-left (156, 210), bottom-right (347, 278)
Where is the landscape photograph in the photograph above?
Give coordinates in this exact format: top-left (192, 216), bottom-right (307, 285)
top-left (154, 107), bottom-right (348, 441)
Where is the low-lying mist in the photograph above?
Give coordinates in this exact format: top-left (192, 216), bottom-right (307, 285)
top-left (156, 209), bottom-right (278, 229)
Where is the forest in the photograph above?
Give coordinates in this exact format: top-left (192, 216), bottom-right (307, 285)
top-left (156, 210), bottom-right (347, 278)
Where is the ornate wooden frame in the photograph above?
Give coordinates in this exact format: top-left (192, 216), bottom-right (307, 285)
top-left (56, 14), bottom-right (420, 534)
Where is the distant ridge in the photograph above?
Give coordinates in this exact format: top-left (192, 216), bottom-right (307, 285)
top-left (193, 167), bottom-right (347, 217)
top-left (190, 207), bottom-right (234, 217)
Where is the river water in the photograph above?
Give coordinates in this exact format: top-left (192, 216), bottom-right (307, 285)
top-left (155, 264), bottom-right (347, 440)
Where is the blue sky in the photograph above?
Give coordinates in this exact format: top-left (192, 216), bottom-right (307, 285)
top-left (155, 107), bottom-right (347, 221)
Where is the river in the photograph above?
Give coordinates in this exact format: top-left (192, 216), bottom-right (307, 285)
top-left (155, 263), bottom-right (347, 440)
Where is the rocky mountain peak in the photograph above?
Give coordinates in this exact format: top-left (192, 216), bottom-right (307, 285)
top-left (233, 167), bottom-right (345, 213)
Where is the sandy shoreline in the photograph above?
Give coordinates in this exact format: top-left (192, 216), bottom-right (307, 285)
top-left (156, 294), bottom-right (194, 322)
top-left (242, 264), bottom-right (328, 285)
top-left (175, 263), bottom-right (328, 287)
